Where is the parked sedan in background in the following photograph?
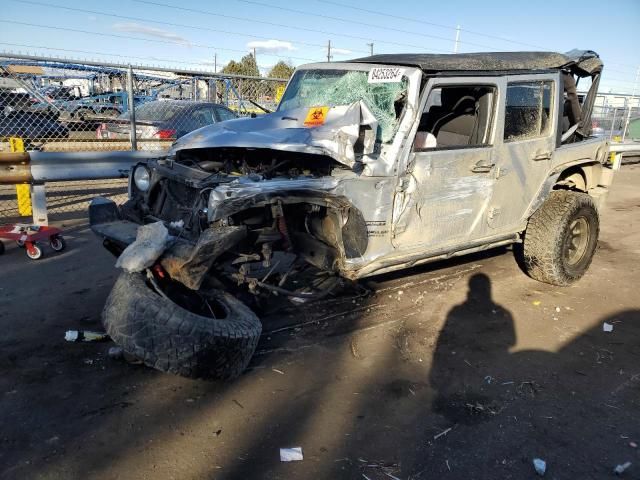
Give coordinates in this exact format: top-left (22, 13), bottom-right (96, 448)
top-left (97, 100), bottom-right (238, 140)
top-left (0, 110), bottom-right (69, 141)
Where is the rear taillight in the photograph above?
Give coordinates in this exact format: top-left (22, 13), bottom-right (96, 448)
top-left (155, 129), bottom-right (177, 139)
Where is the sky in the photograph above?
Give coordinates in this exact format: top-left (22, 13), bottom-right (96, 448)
top-left (1, 0), bottom-right (639, 93)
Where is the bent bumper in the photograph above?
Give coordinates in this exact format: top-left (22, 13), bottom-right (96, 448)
top-left (89, 197), bottom-right (247, 290)
top-left (89, 197), bottom-right (139, 254)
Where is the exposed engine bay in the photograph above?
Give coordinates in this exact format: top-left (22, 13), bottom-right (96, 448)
top-left (174, 147), bottom-right (340, 179)
top-left (117, 149), bottom-right (368, 307)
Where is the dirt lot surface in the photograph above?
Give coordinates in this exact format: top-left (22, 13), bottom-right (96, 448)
top-left (1, 167), bottom-right (639, 480)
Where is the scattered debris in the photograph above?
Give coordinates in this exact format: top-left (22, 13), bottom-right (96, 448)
top-left (484, 375), bottom-right (494, 384)
top-left (232, 399), bottom-right (244, 409)
top-left (603, 322), bottom-right (614, 332)
top-left (280, 447), bottom-right (303, 462)
top-left (115, 221), bottom-right (168, 273)
top-left (433, 427), bottom-right (452, 440)
top-left (65, 330), bottom-right (109, 342)
top-left (272, 368), bottom-right (285, 375)
top-left (533, 458), bottom-right (546, 476)
top-left (614, 461), bottom-right (631, 475)
top-left (555, 306), bottom-right (561, 312)
top-left (630, 442), bottom-right (637, 448)
top-left (107, 346), bottom-right (124, 359)
top-left (350, 338), bottom-right (362, 359)
top-left (83, 359), bottom-right (94, 365)
top-left (532, 300), bottom-right (541, 306)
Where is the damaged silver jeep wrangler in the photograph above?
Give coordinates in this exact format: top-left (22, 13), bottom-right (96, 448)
top-left (91, 50), bottom-right (613, 378)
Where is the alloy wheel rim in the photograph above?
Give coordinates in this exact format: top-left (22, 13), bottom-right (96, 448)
top-left (564, 216), bottom-right (590, 266)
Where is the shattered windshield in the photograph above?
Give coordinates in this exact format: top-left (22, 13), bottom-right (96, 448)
top-left (278, 69), bottom-right (408, 143)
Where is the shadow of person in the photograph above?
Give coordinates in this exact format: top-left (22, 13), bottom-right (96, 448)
top-left (429, 273), bottom-right (516, 424)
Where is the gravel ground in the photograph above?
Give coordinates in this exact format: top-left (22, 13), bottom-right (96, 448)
top-left (1, 166), bottom-right (639, 480)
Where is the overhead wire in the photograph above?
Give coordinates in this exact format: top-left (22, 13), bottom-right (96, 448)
top-left (10, 0), bottom-right (360, 56)
top-left (233, 0), bottom-right (497, 50)
top-left (0, 20), bottom-right (319, 63)
top-left (133, 0), bottom-right (452, 53)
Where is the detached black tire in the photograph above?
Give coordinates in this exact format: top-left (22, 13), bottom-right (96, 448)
top-left (103, 272), bottom-right (262, 379)
top-left (522, 190), bottom-right (599, 286)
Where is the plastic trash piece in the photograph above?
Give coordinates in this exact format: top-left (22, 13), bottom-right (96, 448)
top-left (280, 447), bottom-right (303, 462)
top-left (108, 346), bottom-right (124, 359)
top-left (65, 330), bottom-right (109, 342)
top-left (614, 462), bottom-right (631, 475)
top-left (533, 458), bottom-right (546, 476)
top-left (603, 322), bottom-right (614, 332)
top-left (115, 221), bottom-right (169, 273)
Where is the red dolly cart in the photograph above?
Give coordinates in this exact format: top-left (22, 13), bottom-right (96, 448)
top-left (0, 224), bottom-right (65, 260)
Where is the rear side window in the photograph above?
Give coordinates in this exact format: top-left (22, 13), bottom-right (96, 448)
top-left (190, 108), bottom-right (216, 128)
top-left (504, 81), bottom-right (553, 142)
top-left (215, 106), bottom-right (237, 122)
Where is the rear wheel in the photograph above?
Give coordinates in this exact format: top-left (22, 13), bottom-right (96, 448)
top-left (0, 241), bottom-right (4, 255)
top-left (521, 190), bottom-right (599, 286)
top-left (50, 235), bottom-right (66, 252)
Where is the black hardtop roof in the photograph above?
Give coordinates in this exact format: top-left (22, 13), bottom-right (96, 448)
top-left (350, 50), bottom-right (602, 76)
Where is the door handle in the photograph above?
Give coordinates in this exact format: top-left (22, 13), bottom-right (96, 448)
top-left (533, 152), bottom-right (552, 161)
top-left (471, 161), bottom-right (495, 173)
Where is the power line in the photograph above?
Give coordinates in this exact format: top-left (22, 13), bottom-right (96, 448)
top-left (0, 19), bottom-right (320, 63)
top-left (315, 0), bottom-right (547, 50)
top-left (133, 0), bottom-right (452, 53)
top-left (234, 0), bottom-right (497, 50)
top-left (10, 0), bottom-right (362, 56)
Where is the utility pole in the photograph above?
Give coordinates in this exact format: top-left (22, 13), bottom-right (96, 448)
top-left (621, 65), bottom-right (640, 141)
top-left (327, 40), bottom-right (332, 62)
top-left (453, 25), bottom-right (461, 54)
top-left (253, 47), bottom-right (256, 61)
top-left (214, 53), bottom-right (217, 73)
top-left (367, 42), bottom-right (374, 56)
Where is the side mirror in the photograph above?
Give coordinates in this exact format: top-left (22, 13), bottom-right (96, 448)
top-left (413, 132), bottom-right (437, 150)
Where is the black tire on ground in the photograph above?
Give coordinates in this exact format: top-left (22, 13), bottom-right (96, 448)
top-left (102, 272), bottom-right (262, 379)
top-left (521, 190), bottom-right (599, 286)
top-left (50, 235), bottom-right (66, 252)
top-left (0, 241), bottom-right (4, 255)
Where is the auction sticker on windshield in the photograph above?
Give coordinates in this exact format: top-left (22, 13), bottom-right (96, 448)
top-left (368, 67), bottom-right (405, 83)
top-left (304, 106), bottom-right (329, 126)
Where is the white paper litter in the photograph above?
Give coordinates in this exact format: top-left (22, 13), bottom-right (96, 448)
top-left (533, 458), bottom-right (546, 476)
top-left (603, 322), bottom-right (614, 332)
top-left (280, 447), bottom-right (303, 462)
top-left (115, 222), bottom-right (169, 273)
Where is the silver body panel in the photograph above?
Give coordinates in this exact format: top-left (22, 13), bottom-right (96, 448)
top-left (155, 62), bottom-right (611, 280)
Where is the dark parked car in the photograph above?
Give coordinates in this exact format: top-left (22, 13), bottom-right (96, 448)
top-left (0, 110), bottom-right (69, 140)
top-left (98, 100), bottom-right (238, 140)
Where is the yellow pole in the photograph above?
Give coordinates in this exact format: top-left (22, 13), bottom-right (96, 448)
top-left (9, 137), bottom-right (32, 217)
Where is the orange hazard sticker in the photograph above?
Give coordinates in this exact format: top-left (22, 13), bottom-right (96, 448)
top-left (304, 106), bottom-right (329, 126)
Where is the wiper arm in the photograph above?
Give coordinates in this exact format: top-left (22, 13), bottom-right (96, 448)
top-left (247, 99), bottom-right (272, 114)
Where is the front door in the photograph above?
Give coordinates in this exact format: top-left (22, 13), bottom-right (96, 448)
top-left (393, 78), bottom-right (502, 250)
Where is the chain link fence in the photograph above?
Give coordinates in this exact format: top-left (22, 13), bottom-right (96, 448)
top-left (0, 54), bottom-right (287, 223)
top-left (0, 54), bottom-right (287, 154)
top-left (591, 104), bottom-right (640, 141)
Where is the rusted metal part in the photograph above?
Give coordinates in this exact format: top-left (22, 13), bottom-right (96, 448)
top-left (0, 152), bottom-right (32, 184)
top-left (160, 226), bottom-right (247, 290)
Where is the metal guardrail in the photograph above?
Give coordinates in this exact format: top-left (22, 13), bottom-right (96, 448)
top-left (0, 149), bottom-right (161, 224)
